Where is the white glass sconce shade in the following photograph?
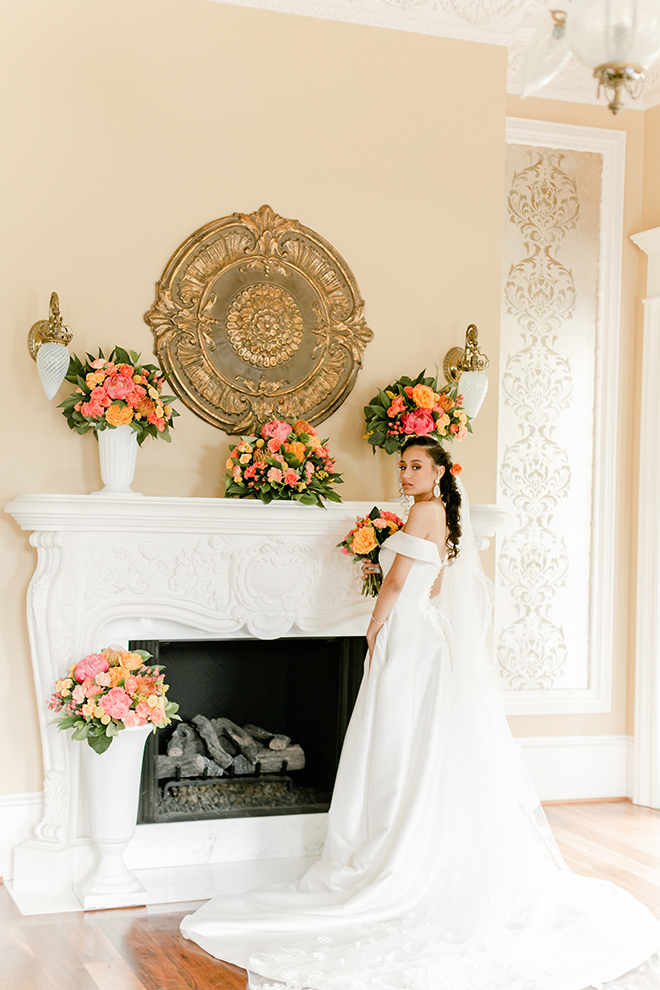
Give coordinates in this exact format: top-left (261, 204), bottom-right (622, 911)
top-left (459, 371), bottom-right (489, 420)
top-left (36, 342), bottom-right (71, 400)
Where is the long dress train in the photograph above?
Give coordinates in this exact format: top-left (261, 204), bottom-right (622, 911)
top-left (181, 525), bottom-right (660, 990)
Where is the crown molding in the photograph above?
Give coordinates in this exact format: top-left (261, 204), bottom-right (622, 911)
top-left (201, 0), bottom-right (660, 110)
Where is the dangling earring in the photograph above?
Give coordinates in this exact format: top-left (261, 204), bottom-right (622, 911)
top-left (433, 478), bottom-right (440, 499)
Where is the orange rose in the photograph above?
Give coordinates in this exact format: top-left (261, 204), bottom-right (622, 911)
top-left (351, 527), bottom-right (378, 554)
top-left (105, 403), bottom-right (134, 426)
top-left (287, 441), bottom-right (307, 461)
top-left (411, 384), bottom-right (438, 410)
top-left (119, 651), bottom-right (145, 671)
top-left (108, 666), bottom-right (126, 687)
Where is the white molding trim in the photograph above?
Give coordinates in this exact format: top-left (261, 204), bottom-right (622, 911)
top-left (501, 119), bottom-right (625, 716)
top-left (630, 226), bottom-right (660, 811)
top-left (199, 0), bottom-right (660, 110)
top-left (0, 734), bottom-right (631, 890)
top-left (0, 792), bottom-right (43, 881)
top-left (517, 734), bottom-right (632, 802)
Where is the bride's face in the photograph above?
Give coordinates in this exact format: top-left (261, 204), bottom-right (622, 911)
top-left (398, 446), bottom-right (443, 499)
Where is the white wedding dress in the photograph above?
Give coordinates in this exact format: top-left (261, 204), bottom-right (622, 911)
top-left (181, 503), bottom-right (660, 990)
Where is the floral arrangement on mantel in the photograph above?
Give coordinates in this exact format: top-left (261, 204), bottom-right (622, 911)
top-left (48, 647), bottom-right (180, 754)
top-left (58, 346), bottom-right (179, 444)
top-left (224, 419), bottom-right (343, 508)
top-left (364, 370), bottom-right (471, 454)
top-left (338, 507), bottom-right (404, 597)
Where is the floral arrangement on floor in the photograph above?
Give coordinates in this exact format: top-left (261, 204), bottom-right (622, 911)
top-left (364, 370), bottom-right (471, 454)
top-left (58, 346), bottom-right (179, 444)
top-left (48, 647), bottom-right (180, 754)
top-left (338, 507), bottom-right (404, 596)
top-left (224, 419), bottom-right (343, 508)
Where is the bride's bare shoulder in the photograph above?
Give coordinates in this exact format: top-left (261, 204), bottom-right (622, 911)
top-left (404, 500), bottom-right (445, 536)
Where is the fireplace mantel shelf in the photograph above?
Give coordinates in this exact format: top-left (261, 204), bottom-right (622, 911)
top-left (4, 492), bottom-right (507, 906)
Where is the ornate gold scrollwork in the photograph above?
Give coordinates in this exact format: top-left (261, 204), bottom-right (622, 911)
top-left (144, 205), bottom-right (373, 434)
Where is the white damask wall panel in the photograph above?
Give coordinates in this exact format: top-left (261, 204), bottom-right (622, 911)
top-left (497, 120), bottom-right (625, 715)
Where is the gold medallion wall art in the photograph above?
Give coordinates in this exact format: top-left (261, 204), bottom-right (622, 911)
top-left (145, 205), bottom-right (373, 434)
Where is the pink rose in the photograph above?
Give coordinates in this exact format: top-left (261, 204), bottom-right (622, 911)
top-left (304, 461), bottom-right (314, 481)
top-left (456, 426), bottom-right (468, 440)
top-left (90, 387), bottom-right (112, 407)
top-left (149, 708), bottom-right (165, 724)
top-left (90, 358), bottom-right (106, 370)
top-left (74, 653), bottom-right (109, 683)
top-left (95, 671), bottom-right (111, 687)
top-left (100, 687), bottom-right (132, 720)
top-left (267, 437), bottom-right (281, 454)
top-left (373, 519), bottom-right (388, 529)
top-left (284, 468), bottom-right (299, 486)
top-left (155, 418), bottom-right (165, 432)
top-left (400, 409), bottom-right (435, 436)
top-left (261, 420), bottom-right (291, 443)
top-left (121, 710), bottom-right (141, 727)
top-left (124, 385), bottom-right (145, 408)
top-left (123, 675), bottom-right (138, 696)
top-left (267, 467), bottom-right (283, 483)
top-left (104, 373), bottom-right (134, 401)
top-left (71, 684), bottom-right (85, 704)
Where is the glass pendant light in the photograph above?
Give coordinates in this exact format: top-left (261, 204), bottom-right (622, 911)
top-left (27, 292), bottom-right (73, 400)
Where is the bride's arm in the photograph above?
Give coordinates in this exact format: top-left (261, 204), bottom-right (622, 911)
top-left (367, 503), bottom-right (436, 661)
top-left (367, 553), bottom-right (414, 661)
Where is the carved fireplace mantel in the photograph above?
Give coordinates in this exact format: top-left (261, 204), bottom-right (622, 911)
top-left (5, 494), bottom-right (506, 900)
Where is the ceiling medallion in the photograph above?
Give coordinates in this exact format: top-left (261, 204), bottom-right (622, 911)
top-left (144, 205), bottom-right (373, 434)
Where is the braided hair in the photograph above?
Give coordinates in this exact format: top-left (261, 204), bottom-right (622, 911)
top-left (400, 436), bottom-right (462, 560)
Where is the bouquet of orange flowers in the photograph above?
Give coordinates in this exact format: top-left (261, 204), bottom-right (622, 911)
top-left (338, 507), bottom-right (404, 597)
top-left (59, 346), bottom-right (178, 445)
top-left (225, 419), bottom-right (343, 508)
top-left (48, 646), bottom-right (180, 754)
top-left (364, 370), bottom-right (471, 454)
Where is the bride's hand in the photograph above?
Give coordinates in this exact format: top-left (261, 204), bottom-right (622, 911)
top-left (362, 560), bottom-right (382, 579)
top-left (366, 624), bottom-right (379, 665)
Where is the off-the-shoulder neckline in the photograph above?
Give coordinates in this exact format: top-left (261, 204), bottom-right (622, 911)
top-left (384, 530), bottom-right (445, 563)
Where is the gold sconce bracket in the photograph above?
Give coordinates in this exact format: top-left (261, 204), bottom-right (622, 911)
top-left (27, 292), bottom-right (73, 361)
top-left (443, 324), bottom-right (490, 384)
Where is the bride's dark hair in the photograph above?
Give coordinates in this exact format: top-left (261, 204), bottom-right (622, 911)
top-left (401, 435), bottom-right (462, 560)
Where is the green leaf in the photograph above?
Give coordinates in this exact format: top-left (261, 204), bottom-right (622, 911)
top-left (383, 435), bottom-right (401, 454)
top-left (87, 732), bottom-right (113, 755)
top-left (71, 724), bottom-right (90, 741)
top-left (133, 649), bottom-right (152, 661)
top-left (106, 721), bottom-right (120, 737)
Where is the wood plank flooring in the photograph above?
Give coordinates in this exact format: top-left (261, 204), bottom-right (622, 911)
top-left (1, 801), bottom-right (658, 990)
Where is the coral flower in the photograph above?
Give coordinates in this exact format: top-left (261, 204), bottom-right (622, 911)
top-left (267, 467), bottom-right (283, 483)
top-left (283, 468), bottom-right (299, 486)
top-left (387, 395), bottom-right (406, 418)
top-left (267, 437), bottom-right (282, 454)
top-left (104, 373), bottom-right (134, 400)
top-left (351, 527), bottom-right (378, 554)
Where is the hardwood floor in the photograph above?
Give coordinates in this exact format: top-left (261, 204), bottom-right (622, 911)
top-left (2, 801), bottom-right (659, 990)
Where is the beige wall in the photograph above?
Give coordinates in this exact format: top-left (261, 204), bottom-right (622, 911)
top-left (643, 103), bottom-right (660, 229)
top-left (0, 0), bottom-right (507, 796)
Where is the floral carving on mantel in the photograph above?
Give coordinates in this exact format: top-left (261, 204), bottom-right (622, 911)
top-left (145, 205), bottom-right (373, 434)
top-left (496, 149), bottom-right (584, 691)
top-left (371, 0), bottom-right (538, 25)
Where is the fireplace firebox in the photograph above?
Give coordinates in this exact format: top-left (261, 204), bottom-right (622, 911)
top-left (133, 637), bottom-right (365, 824)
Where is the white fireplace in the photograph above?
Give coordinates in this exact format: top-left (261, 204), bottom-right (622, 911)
top-left (4, 494), bottom-right (505, 909)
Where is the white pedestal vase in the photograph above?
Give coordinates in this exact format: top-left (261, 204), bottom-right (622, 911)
top-left (93, 424), bottom-right (143, 496)
top-left (74, 723), bottom-right (152, 910)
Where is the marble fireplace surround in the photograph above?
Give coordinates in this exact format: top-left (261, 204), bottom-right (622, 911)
top-left (4, 494), bottom-right (505, 905)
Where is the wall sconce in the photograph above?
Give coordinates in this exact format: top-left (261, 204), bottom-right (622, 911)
top-left (27, 292), bottom-right (73, 400)
top-left (444, 324), bottom-right (490, 420)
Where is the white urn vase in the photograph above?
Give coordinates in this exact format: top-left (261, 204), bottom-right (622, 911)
top-left (74, 723), bottom-right (152, 910)
top-left (93, 424), bottom-right (143, 496)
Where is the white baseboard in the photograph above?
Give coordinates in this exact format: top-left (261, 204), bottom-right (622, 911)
top-left (0, 735), bottom-right (632, 881)
top-left (0, 792), bottom-right (43, 880)
top-left (516, 734), bottom-right (632, 802)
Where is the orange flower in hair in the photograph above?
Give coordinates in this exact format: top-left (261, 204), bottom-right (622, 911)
top-left (450, 463), bottom-right (462, 476)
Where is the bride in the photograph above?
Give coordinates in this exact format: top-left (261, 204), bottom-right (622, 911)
top-left (181, 436), bottom-right (660, 989)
